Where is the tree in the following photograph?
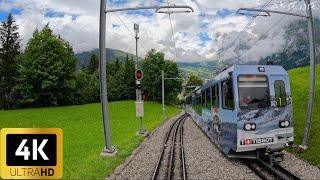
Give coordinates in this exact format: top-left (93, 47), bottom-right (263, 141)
top-left (74, 70), bottom-right (99, 104)
top-left (0, 14), bottom-right (21, 109)
top-left (185, 74), bottom-right (203, 94)
top-left (163, 60), bottom-right (182, 102)
top-left (121, 55), bottom-right (135, 99)
top-left (20, 25), bottom-right (76, 107)
top-left (142, 49), bottom-right (182, 102)
top-left (86, 54), bottom-right (99, 74)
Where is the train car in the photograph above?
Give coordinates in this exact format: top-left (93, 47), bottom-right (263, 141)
top-left (185, 65), bottom-right (294, 164)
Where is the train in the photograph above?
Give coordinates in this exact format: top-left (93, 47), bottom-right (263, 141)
top-left (184, 65), bottom-right (294, 165)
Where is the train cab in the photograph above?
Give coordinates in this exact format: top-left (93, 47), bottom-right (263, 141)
top-left (185, 65), bottom-right (294, 163)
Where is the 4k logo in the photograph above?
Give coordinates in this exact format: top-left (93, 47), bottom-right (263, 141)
top-left (0, 128), bottom-right (63, 179)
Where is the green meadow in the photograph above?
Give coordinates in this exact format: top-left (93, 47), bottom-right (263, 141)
top-left (289, 65), bottom-right (320, 165)
top-left (0, 101), bottom-right (180, 179)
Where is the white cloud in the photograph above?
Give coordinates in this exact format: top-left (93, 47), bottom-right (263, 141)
top-left (1, 0), bottom-right (319, 63)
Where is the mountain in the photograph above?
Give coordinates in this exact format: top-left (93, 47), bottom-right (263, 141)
top-left (178, 61), bottom-right (223, 79)
top-left (259, 19), bottom-right (320, 70)
top-left (75, 48), bottom-right (141, 69)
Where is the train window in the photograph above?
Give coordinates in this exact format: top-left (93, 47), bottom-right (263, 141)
top-left (222, 79), bottom-right (234, 109)
top-left (274, 80), bottom-right (287, 107)
top-left (205, 88), bottom-right (211, 109)
top-left (202, 90), bottom-right (205, 108)
top-left (238, 75), bottom-right (270, 109)
top-left (196, 95), bottom-right (202, 115)
top-left (211, 85), bottom-right (219, 107)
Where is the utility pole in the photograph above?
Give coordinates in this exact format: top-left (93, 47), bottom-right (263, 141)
top-left (134, 23), bottom-right (146, 135)
top-left (237, 0), bottom-right (317, 150)
top-left (301, 0), bottom-right (316, 149)
top-left (99, 2), bottom-right (193, 151)
top-left (162, 70), bottom-right (184, 119)
top-left (134, 23), bottom-right (139, 70)
top-left (99, 0), bottom-right (116, 156)
top-left (162, 70), bottom-right (165, 118)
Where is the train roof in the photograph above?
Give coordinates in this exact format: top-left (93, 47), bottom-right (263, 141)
top-left (185, 65), bottom-right (288, 97)
top-left (204, 65), bottom-right (288, 89)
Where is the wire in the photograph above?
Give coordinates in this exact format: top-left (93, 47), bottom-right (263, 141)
top-left (226, 0), bottom-right (273, 64)
top-left (113, 14), bottom-right (147, 54)
top-left (166, 0), bottom-right (178, 61)
top-left (238, 8), bottom-right (293, 61)
top-left (252, 0), bottom-right (301, 9)
top-left (154, 0), bottom-right (175, 6)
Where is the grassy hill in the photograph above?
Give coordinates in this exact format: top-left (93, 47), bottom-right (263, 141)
top-left (289, 65), bottom-right (320, 165)
top-left (178, 61), bottom-right (223, 80)
top-left (0, 101), bottom-right (180, 179)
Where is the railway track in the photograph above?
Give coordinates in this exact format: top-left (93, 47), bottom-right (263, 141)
top-left (245, 159), bottom-right (300, 180)
top-left (152, 114), bottom-right (188, 180)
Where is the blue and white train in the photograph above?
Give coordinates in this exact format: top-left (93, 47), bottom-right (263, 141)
top-left (185, 65), bottom-right (294, 164)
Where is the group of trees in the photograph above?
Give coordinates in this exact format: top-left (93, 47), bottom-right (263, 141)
top-left (0, 14), bottom-right (185, 110)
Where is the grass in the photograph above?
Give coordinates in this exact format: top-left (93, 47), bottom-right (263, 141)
top-left (0, 101), bottom-right (180, 179)
top-left (288, 65), bottom-right (320, 165)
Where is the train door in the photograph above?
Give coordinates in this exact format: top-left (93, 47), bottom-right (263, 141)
top-left (269, 75), bottom-right (289, 107)
top-left (209, 84), bottom-right (219, 143)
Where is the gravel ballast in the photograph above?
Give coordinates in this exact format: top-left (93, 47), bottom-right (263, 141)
top-left (107, 114), bottom-right (320, 179)
top-left (183, 118), bottom-right (258, 179)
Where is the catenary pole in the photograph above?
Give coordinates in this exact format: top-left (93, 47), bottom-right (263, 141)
top-left (99, 2), bottom-right (193, 150)
top-left (162, 70), bottom-right (165, 117)
top-left (301, 0), bottom-right (316, 149)
top-left (99, 0), bottom-right (113, 152)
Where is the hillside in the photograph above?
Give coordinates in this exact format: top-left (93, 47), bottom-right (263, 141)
top-left (178, 61), bottom-right (223, 79)
top-left (259, 19), bottom-right (320, 70)
top-left (289, 65), bottom-right (320, 165)
top-left (75, 48), bottom-right (142, 69)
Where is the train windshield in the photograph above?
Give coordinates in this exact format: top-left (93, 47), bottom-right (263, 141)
top-left (238, 75), bottom-right (270, 109)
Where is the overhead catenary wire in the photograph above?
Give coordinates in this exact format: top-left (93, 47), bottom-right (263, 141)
top-left (166, 0), bottom-right (178, 61)
top-left (237, 0), bottom-right (304, 61)
top-left (113, 13), bottom-right (147, 55)
top-left (228, 0), bottom-right (273, 64)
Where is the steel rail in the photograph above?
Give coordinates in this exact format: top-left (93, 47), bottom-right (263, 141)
top-left (151, 114), bottom-right (187, 180)
top-left (180, 117), bottom-right (187, 180)
top-left (244, 160), bottom-right (269, 180)
top-left (167, 115), bottom-right (184, 180)
top-left (245, 159), bottom-right (301, 180)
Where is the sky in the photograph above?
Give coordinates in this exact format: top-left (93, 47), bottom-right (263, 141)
top-left (0, 0), bottom-right (319, 62)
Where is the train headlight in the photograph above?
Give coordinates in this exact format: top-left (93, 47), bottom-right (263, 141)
top-left (245, 124), bottom-right (251, 131)
top-left (244, 123), bottom-right (256, 131)
top-left (279, 120), bottom-right (290, 128)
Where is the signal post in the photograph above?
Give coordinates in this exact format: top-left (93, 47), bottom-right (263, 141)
top-left (134, 24), bottom-right (147, 136)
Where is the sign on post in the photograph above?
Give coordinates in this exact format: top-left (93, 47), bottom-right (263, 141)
top-left (135, 69), bottom-right (143, 80)
top-left (135, 101), bottom-right (144, 118)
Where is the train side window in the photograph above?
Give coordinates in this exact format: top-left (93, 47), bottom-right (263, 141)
top-left (211, 85), bottom-right (216, 107)
top-left (205, 88), bottom-right (211, 109)
top-left (274, 80), bottom-right (287, 107)
top-left (222, 79), bottom-right (234, 110)
top-left (211, 85), bottom-right (219, 107)
top-left (202, 90), bottom-right (205, 108)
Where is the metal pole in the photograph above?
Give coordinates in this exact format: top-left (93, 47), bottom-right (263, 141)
top-left (162, 70), bottom-right (165, 117)
top-left (135, 31), bottom-right (139, 70)
top-left (99, 0), bottom-right (112, 151)
top-left (301, 0), bottom-right (316, 149)
top-left (135, 25), bottom-right (145, 134)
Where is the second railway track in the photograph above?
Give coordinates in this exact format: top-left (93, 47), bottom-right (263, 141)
top-left (152, 114), bottom-right (188, 180)
top-left (245, 158), bottom-right (301, 180)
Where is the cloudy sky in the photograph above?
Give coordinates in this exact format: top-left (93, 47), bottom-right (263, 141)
top-left (0, 0), bottom-right (319, 62)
